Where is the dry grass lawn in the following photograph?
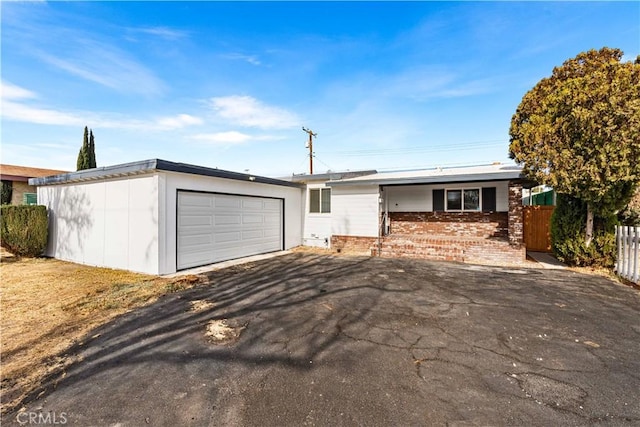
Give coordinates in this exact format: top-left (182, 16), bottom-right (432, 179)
top-left (0, 252), bottom-right (204, 415)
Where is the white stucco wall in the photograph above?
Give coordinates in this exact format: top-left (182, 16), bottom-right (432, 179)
top-left (331, 185), bottom-right (380, 237)
top-left (160, 171), bottom-right (303, 274)
top-left (38, 174), bottom-right (160, 274)
top-left (302, 182), bottom-right (332, 247)
top-left (385, 181), bottom-right (509, 212)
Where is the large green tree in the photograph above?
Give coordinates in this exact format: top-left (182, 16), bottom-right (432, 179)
top-left (509, 47), bottom-right (640, 245)
top-left (77, 126), bottom-right (97, 170)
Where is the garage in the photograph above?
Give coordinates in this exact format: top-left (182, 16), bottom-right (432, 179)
top-left (31, 159), bottom-right (303, 275)
top-left (177, 191), bottom-right (283, 270)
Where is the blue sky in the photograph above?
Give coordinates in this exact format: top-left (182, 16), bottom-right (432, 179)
top-left (1, 1), bottom-right (638, 177)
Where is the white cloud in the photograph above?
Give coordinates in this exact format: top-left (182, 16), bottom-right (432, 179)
top-left (1, 82), bottom-right (203, 131)
top-left (384, 67), bottom-right (494, 101)
top-left (134, 26), bottom-right (189, 40)
top-left (1, 6), bottom-right (166, 96)
top-left (209, 95), bottom-right (300, 129)
top-left (2, 100), bottom-right (203, 131)
top-left (34, 38), bottom-right (165, 96)
top-left (155, 114), bottom-right (203, 130)
top-left (190, 131), bottom-right (253, 145)
top-left (1, 81), bottom-right (38, 100)
top-left (223, 53), bottom-right (261, 66)
top-left (1, 100), bottom-right (85, 126)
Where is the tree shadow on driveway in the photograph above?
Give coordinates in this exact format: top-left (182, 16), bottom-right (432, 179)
top-left (7, 253), bottom-right (640, 426)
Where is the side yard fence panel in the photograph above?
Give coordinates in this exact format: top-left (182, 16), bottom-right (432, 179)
top-left (616, 226), bottom-right (639, 284)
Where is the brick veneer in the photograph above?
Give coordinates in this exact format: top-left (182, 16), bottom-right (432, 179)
top-left (331, 235), bottom-right (378, 255)
top-left (389, 211), bottom-right (508, 238)
top-left (373, 235), bottom-right (526, 266)
top-left (508, 180), bottom-right (524, 247)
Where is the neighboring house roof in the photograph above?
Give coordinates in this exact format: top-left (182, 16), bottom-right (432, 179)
top-left (29, 159), bottom-right (303, 189)
top-left (288, 170), bottom-right (378, 183)
top-left (327, 163), bottom-right (525, 186)
top-left (0, 164), bottom-right (69, 182)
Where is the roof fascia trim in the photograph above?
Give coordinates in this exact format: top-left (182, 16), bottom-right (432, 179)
top-left (327, 172), bottom-right (523, 187)
top-left (29, 159), bottom-right (304, 189)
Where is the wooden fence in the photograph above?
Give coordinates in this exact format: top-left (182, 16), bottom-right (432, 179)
top-left (616, 226), bottom-right (639, 284)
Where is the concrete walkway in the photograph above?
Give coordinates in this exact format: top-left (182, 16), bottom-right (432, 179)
top-left (528, 251), bottom-right (567, 269)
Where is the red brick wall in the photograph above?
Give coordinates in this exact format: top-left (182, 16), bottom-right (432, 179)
top-left (377, 235), bottom-right (527, 266)
top-left (389, 212), bottom-right (508, 238)
top-left (508, 181), bottom-right (524, 247)
top-left (330, 234), bottom-right (526, 265)
top-left (465, 239), bottom-right (526, 265)
top-left (331, 235), bottom-right (377, 255)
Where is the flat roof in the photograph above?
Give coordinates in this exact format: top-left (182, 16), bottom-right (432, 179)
top-left (29, 159), bottom-right (303, 189)
top-left (327, 163), bottom-right (524, 186)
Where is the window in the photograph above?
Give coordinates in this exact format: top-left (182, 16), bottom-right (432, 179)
top-left (22, 193), bottom-right (37, 205)
top-left (447, 190), bottom-right (462, 210)
top-left (434, 188), bottom-right (488, 212)
top-left (463, 189), bottom-right (480, 210)
top-left (446, 188), bottom-right (479, 211)
top-left (321, 188), bottom-right (331, 213)
top-left (309, 188), bottom-right (331, 213)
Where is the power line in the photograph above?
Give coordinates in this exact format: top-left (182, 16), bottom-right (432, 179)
top-left (313, 155), bottom-right (334, 172)
top-left (324, 139), bottom-right (507, 157)
top-left (375, 158), bottom-right (511, 172)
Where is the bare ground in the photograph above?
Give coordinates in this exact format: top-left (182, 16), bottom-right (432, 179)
top-left (0, 250), bottom-right (204, 414)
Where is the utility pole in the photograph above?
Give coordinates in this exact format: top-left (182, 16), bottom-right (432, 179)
top-left (302, 127), bottom-right (317, 175)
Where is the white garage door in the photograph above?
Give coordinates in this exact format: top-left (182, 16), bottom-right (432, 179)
top-left (177, 191), bottom-right (283, 270)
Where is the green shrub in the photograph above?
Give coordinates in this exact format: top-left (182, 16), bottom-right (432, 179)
top-left (618, 188), bottom-right (640, 226)
top-left (0, 205), bottom-right (48, 257)
top-left (551, 194), bottom-right (616, 267)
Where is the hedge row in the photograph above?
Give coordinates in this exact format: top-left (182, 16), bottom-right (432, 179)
top-left (0, 205), bottom-right (48, 257)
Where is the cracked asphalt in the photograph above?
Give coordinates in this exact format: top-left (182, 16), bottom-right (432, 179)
top-left (6, 253), bottom-right (640, 426)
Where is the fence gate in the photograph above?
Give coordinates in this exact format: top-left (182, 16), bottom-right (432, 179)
top-left (616, 226), bottom-right (639, 284)
top-left (523, 205), bottom-right (555, 252)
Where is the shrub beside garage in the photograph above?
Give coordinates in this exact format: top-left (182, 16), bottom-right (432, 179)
top-left (0, 205), bottom-right (48, 257)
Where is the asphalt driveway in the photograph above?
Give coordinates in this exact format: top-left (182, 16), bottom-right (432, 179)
top-left (7, 253), bottom-right (640, 426)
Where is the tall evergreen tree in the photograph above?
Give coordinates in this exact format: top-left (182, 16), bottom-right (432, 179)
top-left (77, 126), bottom-right (90, 171)
top-left (76, 126), bottom-right (97, 170)
top-left (88, 129), bottom-right (97, 168)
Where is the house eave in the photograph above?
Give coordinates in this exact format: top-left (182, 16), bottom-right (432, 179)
top-left (29, 159), bottom-right (304, 189)
top-left (288, 170), bottom-right (378, 183)
top-left (327, 172), bottom-right (524, 187)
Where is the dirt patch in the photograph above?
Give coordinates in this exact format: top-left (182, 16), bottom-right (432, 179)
top-left (0, 254), bottom-right (205, 415)
top-left (205, 319), bottom-right (244, 344)
top-left (569, 265), bottom-right (639, 289)
top-left (190, 299), bottom-right (215, 312)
